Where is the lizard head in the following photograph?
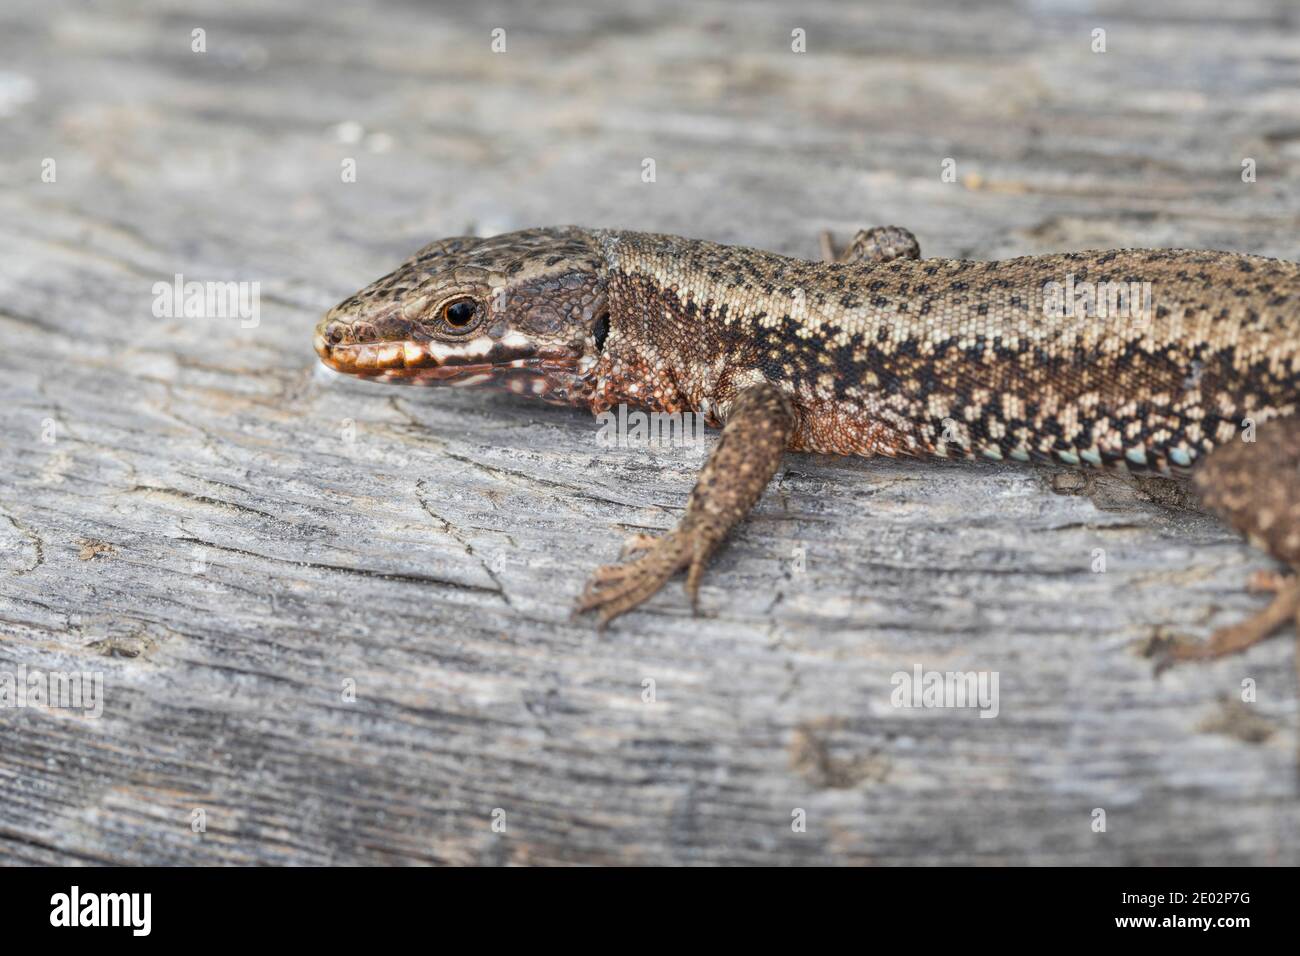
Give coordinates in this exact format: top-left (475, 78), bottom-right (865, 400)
top-left (315, 227), bottom-right (609, 405)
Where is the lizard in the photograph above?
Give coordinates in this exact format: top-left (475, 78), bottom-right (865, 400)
top-left (314, 225), bottom-right (1300, 667)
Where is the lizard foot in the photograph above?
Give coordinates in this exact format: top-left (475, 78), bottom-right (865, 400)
top-left (1159, 575), bottom-right (1300, 669)
top-left (1167, 415), bottom-right (1300, 672)
top-left (820, 226), bottom-right (921, 264)
top-left (574, 529), bottom-right (705, 627)
top-left (574, 383), bottom-right (795, 629)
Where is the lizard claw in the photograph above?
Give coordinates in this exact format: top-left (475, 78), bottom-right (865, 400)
top-left (574, 530), bottom-right (694, 627)
top-left (684, 541), bottom-right (713, 614)
top-left (1158, 575), bottom-right (1300, 671)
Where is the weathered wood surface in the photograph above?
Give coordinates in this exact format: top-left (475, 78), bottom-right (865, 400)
top-left (2, 0), bottom-right (1300, 865)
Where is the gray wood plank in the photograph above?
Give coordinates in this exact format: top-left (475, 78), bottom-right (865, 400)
top-left (1, 0), bottom-right (1298, 865)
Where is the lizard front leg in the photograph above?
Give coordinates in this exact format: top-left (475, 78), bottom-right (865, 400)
top-left (575, 383), bottom-right (795, 627)
top-left (1163, 415), bottom-right (1300, 665)
top-left (819, 225), bottom-right (921, 264)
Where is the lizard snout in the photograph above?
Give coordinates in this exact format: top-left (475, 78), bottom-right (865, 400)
top-left (315, 318), bottom-right (348, 352)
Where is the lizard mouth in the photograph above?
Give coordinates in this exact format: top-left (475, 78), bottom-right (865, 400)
top-left (314, 331), bottom-right (594, 401)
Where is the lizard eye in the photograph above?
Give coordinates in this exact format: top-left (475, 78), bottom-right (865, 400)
top-left (439, 297), bottom-right (480, 334)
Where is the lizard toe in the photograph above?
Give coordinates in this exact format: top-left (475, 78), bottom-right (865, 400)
top-left (574, 532), bottom-right (693, 626)
top-left (1248, 569), bottom-right (1293, 594)
top-left (1159, 575), bottom-right (1300, 670)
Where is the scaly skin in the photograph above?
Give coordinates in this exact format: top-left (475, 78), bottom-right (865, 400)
top-left (316, 226), bottom-right (1300, 657)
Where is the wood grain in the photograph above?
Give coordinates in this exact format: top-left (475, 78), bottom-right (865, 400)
top-left (2, 0), bottom-right (1299, 865)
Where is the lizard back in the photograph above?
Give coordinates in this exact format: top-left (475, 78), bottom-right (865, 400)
top-left (599, 231), bottom-right (1300, 474)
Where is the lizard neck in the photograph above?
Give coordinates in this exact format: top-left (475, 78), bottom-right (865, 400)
top-left (591, 229), bottom-right (822, 424)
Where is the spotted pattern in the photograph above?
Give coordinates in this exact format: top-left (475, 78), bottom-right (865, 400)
top-left (594, 231), bottom-right (1300, 477)
top-left (319, 225), bottom-right (1300, 487)
top-left (1196, 416), bottom-right (1300, 566)
top-left (319, 227), bottom-right (1300, 623)
top-left (321, 228), bottom-right (1300, 476)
